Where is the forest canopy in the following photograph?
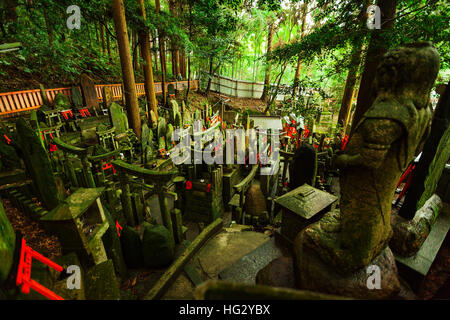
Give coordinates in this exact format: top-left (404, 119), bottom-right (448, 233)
top-left (0, 0), bottom-right (448, 108)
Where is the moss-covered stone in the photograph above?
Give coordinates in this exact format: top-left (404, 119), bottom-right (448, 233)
top-left (0, 139), bottom-right (21, 171)
top-left (53, 92), bottom-right (71, 110)
top-left (101, 205), bottom-right (127, 277)
top-left (157, 117), bottom-right (166, 140)
top-left (0, 200), bottom-right (15, 285)
top-left (166, 123), bottom-right (174, 146)
top-left (84, 260), bottom-right (120, 300)
top-left (142, 224), bottom-right (174, 268)
top-left (17, 260), bottom-right (54, 300)
top-left (109, 103), bottom-right (128, 135)
top-left (16, 118), bottom-right (64, 209)
top-left (120, 226), bottom-right (143, 268)
top-left (158, 136), bottom-right (166, 151)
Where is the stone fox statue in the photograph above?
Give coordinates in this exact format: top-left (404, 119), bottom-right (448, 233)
top-left (298, 42), bottom-right (440, 274)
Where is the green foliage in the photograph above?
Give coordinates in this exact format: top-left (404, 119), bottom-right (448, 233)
top-left (0, 0), bottom-right (448, 106)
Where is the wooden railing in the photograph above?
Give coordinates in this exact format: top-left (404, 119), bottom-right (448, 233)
top-left (0, 80), bottom-right (199, 117)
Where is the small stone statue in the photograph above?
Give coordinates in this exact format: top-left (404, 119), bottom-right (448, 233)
top-left (294, 42), bottom-right (440, 298)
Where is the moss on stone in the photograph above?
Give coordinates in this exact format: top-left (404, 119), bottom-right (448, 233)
top-left (84, 260), bottom-right (120, 300)
top-left (120, 226), bottom-right (143, 268)
top-left (0, 200), bottom-right (15, 285)
top-left (142, 224), bottom-right (175, 268)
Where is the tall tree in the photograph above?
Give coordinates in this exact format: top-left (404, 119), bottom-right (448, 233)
top-left (155, 0), bottom-right (167, 105)
top-left (292, 0), bottom-right (308, 99)
top-left (350, 0), bottom-right (398, 133)
top-left (112, 0), bottom-right (141, 137)
top-left (337, 2), bottom-right (368, 133)
top-left (260, 21), bottom-right (275, 102)
top-left (337, 43), bottom-right (363, 133)
top-left (138, 0), bottom-right (158, 123)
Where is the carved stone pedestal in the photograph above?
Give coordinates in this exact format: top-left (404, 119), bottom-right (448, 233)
top-left (294, 231), bottom-right (401, 300)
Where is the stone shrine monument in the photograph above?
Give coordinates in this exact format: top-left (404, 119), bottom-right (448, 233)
top-left (293, 42), bottom-right (440, 299)
top-left (80, 74), bottom-right (99, 110)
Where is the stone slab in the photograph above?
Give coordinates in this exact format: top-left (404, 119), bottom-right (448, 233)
top-left (395, 205), bottom-right (450, 276)
top-left (218, 237), bottom-right (283, 284)
top-left (80, 74), bottom-right (99, 109)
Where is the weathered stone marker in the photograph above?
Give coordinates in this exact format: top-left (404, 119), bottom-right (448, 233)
top-left (102, 86), bottom-right (113, 109)
top-left (0, 200), bottom-right (15, 285)
top-left (71, 87), bottom-right (84, 110)
top-left (80, 73), bottom-right (99, 110)
top-left (293, 42), bottom-right (440, 299)
top-left (109, 103), bottom-right (128, 135)
top-left (53, 93), bottom-right (71, 110)
top-left (16, 118), bottom-right (64, 210)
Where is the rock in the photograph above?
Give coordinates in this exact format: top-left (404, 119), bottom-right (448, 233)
top-left (150, 110), bottom-right (158, 128)
top-left (183, 109), bottom-right (192, 125)
top-left (53, 92), bottom-right (71, 110)
top-left (141, 123), bottom-right (150, 152)
top-left (101, 205), bottom-right (127, 277)
top-left (170, 99), bottom-right (179, 115)
top-left (52, 278), bottom-right (85, 300)
top-left (0, 139), bottom-right (21, 170)
top-left (391, 195), bottom-right (442, 257)
top-left (157, 117), bottom-right (166, 140)
top-left (50, 252), bottom-right (82, 281)
top-left (174, 111), bottom-right (182, 128)
top-left (166, 123), bottom-right (174, 147)
top-left (15, 118), bottom-right (64, 209)
top-left (289, 143), bottom-right (317, 189)
top-left (109, 103), bottom-right (128, 135)
top-left (80, 73), bottom-right (99, 109)
top-left (158, 136), bottom-right (166, 151)
top-left (84, 260), bottom-right (120, 300)
top-left (0, 200), bottom-right (15, 285)
top-left (294, 230), bottom-right (401, 299)
top-left (142, 223), bottom-right (175, 268)
top-left (102, 86), bottom-right (113, 109)
top-left (120, 226), bottom-right (143, 268)
top-left (70, 87), bottom-right (84, 110)
top-left (256, 257), bottom-right (296, 289)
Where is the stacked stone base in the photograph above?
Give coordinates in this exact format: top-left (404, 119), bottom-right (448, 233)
top-left (293, 241), bottom-right (400, 299)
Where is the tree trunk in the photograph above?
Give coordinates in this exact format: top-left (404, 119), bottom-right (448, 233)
top-left (133, 31), bottom-right (139, 71)
top-left (112, 0), bottom-right (141, 137)
top-left (264, 62), bottom-right (288, 113)
top-left (292, 1), bottom-right (308, 99)
top-left (337, 42), bottom-right (364, 133)
top-left (43, 8), bottom-right (53, 47)
top-left (180, 51), bottom-right (187, 79)
top-left (260, 22), bottom-right (275, 102)
top-left (106, 26), bottom-right (112, 62)
top-left (152, 34), bottom-right (158, 72)
top-left (101, 24), bottom-right (106, 54)
top-left (96, 23), bottom-right (100, 42)
top-left (168, 0), bottom-right (180, 78)
top-left (186, 54), bottom-right (191, 104)
top-left (156, 0), bottom-right (167, 105)
top-left (206, 57), bottom-right (214, 97)
top-left (350, 0), bottom-right (398, 133)
top-left (138, 0), bottom-right (158, 124)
